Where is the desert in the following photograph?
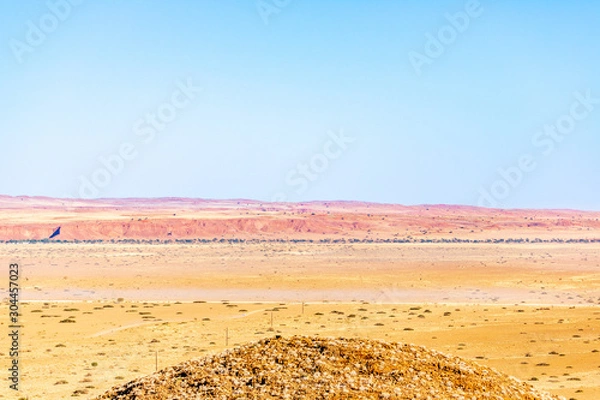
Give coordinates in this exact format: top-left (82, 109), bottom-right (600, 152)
top-left (0, 196), bottom-right (599, 399)
top-left (3, 1), bottom-right (599, 398)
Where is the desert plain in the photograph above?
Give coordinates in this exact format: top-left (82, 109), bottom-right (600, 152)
top-left (0, 196), bottom-right (599, 399)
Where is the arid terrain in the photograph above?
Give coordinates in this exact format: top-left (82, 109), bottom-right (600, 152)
top-left (0, 196), bottom-right (599, 399)
top-left (98, 336), bottom-right (563, 399)
top-left (1, 195), bottom-right (600, 242)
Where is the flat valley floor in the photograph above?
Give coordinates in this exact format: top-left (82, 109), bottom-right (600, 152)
top-left (1, 242), bottom-right (599, 399)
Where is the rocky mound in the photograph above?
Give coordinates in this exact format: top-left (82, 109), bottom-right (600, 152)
top-left (98, 336), bottom-right (562, 400)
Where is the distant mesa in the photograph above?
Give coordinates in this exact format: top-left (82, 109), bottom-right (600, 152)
top-left (0, 195), bottom-right (599, 242)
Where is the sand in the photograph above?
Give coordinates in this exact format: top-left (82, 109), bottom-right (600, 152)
top-left (0, 242), bottom-right (599, 399)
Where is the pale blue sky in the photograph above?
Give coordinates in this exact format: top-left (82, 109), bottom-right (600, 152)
top-left (1, 1), bottom-right (598, 209)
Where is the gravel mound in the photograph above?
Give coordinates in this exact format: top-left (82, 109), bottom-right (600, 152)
top-left (98, 336), bottom-right (563, 400)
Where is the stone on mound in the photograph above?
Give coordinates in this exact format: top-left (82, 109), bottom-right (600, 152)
top-left (98, 336), bottom-right (563, 400)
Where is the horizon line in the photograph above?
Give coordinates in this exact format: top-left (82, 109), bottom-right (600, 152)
top-left (0, 194), bottom-right (598, 213)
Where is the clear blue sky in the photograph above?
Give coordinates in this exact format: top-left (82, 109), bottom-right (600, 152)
top-left (1, 0), bottom-right (598, 209)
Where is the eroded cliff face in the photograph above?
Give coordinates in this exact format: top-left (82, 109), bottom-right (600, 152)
top-left (1, 195), bottom-right (599, 241)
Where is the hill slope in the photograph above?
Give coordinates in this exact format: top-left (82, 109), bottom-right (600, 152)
top-left (97, 336), bottom-right (562, 400)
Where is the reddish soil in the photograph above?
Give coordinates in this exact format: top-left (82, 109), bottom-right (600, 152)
top-left (1, 195), bottom-right (599, 241)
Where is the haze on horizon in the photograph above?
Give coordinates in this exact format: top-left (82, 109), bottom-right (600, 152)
top-left (1, 1), bottom-right (599, 210)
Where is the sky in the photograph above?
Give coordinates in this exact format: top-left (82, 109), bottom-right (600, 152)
top-left (0, 0), bottom-right (599, 209)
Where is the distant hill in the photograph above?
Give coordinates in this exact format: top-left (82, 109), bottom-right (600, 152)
top-left (0, 195), bottom-right (599, 241)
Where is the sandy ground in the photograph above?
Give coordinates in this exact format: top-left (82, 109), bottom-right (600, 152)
top-left (1, 301), bottom-right (599, 399)
top-left (0, 242), bottom-right (599, 399)
top-left (5, 242), bottom-right (600, 305)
